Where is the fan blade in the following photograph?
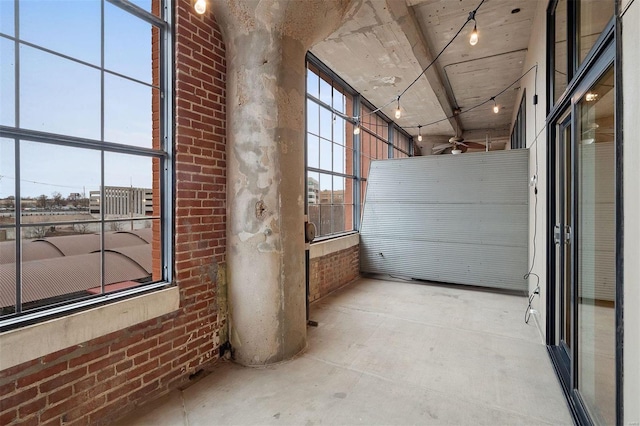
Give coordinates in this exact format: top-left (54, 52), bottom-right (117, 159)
top-left (432, 147), bottom-right (448, 154)
top-left (465, 142), bottom-right (486, 149)
top-left (432, 143), bottom-right (452, 151)
top-left (458, 142), bottom-right (469, 147)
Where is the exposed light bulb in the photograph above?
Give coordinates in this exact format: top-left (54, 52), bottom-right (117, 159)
top-left (353, 123), bottom-right (361, 135)
top-left (194, 0), bottom-right (206, 14)
top-left (451, 148), bottom-right (462, 155)
top-left (417, 126), bottom-right (423, 142)
top-left (395, 98), bottom-right (402, 119)
top-left (418, 134), bottom-right (423, 142)
top-left (469, 24), bottom-right (478, 46)
top-left (493, 104), bottom-right (499, 114)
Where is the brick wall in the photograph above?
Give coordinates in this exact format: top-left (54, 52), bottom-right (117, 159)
top-left (0, 1), bottom-right (227, 425)
top-left (309, 244), bottom-right (360, 303)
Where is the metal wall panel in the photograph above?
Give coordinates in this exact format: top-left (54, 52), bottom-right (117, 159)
top-left (360, 149), bottom-right (530, 291)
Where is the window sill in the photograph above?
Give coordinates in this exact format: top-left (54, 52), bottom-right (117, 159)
top-left (0, 286), bottom-right (179, 371)
top-left (309, 233), bottom-right (359, 259)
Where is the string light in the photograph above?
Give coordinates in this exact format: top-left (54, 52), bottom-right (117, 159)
top-left (194, 0), bottom-right (206, 14)
top-left (417, 125), bottom-right (423, 142)
top-left (308, 0), bottom-right (491, 135)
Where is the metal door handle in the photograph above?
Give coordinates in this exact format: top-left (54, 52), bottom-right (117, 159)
top-left (564, 225), bottom-right (572, 244)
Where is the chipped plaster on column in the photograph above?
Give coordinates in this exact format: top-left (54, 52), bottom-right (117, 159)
top-left (212, 0), bottom-right (358, 366)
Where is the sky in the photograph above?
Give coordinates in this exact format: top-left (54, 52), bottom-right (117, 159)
top-left (0, 0), bottom-right (156, 198)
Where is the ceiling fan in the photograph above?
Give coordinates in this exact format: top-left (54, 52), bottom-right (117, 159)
top-left (432, 134), bottom-right (487, 155)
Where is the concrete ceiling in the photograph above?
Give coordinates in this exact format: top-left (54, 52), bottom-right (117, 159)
top-left (310, 0), bottom-right (537, 154)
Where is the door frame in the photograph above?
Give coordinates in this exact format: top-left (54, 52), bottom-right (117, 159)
top-left (546, 35), bottom-right (620, 425)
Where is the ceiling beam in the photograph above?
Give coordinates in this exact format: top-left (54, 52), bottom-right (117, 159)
top-left (385, 0), bottom-right (459, 135)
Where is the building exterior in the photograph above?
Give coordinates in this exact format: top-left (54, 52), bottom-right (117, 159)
top-left (89, 186), bottom-right (153, 217)
top-left (0, 0), bottom-right (638, 425)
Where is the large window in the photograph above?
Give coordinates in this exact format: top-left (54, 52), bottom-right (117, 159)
top-left (0, 0), bottom-right (171, 327)
top-left (305, 56), bottom-right (413, 238)
top-left (549, 0), bottom-right (614, 108)
top-left (306, 63), bottom-right (355, 237)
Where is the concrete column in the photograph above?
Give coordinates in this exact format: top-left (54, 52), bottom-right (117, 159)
top-left (211, 0), bottom-right (355, 365)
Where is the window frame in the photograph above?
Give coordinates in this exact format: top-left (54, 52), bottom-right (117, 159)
top-left (0, 0), bottom-right (173, 331)
top-left (305, 53), bottom-right (413, 241)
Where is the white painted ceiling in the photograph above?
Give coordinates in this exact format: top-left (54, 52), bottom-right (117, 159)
top-left (311, 0), bottom-right (537, 154)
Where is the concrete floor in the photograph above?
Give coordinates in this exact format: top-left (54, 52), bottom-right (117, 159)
top-left (114, 277), bottom-right (572, 425)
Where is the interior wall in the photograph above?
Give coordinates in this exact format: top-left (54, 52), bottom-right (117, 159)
top-left (0, 2), bottom-right (228, 424)
top-left (517, 0), bottom-right (549, 337)
top-left (622, 0), bottom-right (640, 422)
top-left (308, 234), bottom-right (359, 303)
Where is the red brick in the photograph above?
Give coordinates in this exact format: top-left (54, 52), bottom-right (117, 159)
top-left (18, 395), bottom-right (46, 418)
top-left (0, 386), bottom-right (38, 412)
top-left (47, 385), bottom-right (73, 405)
top-left (87, 353), bottom-right (125, 374)
top-left (68, 346), bottom-right (109, 368)
top-left (16, 362), bottom-right (67, 388)
top-left (73, 375), bottom-right (97, 393)
top-left (0, 410), bottom-right (17, 425)
top-left (39, 367), bottom-right (87, 393)
top-left (0, 381), bottom-right (16, 397)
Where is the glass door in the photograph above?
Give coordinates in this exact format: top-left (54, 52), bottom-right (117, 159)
top-left (549, 64), bottom-right (616, 426)
top-left (575, 66), bottom-right (616, 426)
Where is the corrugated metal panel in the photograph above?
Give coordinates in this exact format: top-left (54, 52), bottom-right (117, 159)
top-left (360, 150), bottom-right (529, 291)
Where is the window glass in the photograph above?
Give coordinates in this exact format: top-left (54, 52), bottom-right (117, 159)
top-left (333, 143), bottom-right (345, 174)
top-left (319, 138), bottom-right (332, 171)
top-left (20, 224), bottom-right (100, 310)
top-left (0, 0), bottom-right (14, 36)
top-left (20, 46), bottom-right (101, 139)
top-left (0, 38), bottom-right (15, 126)
top-left (105, 2), bottom-right (155, 84)
top-left (319, 107), bottom-right (332, 140)
top-left (2, 0), bottom-right (168, 323)
top-left (319, 77), bottom-right (332, 106)
top-left (305, 60), bottom-right (407, 237)
top-left (332, 87), bottom-right (345, 114)
top-left (578, 0), bottom-right (614, 65)
top-left (306, 99), bottom-right (319, 136)
top-left (129, 0), bottom-right (157, 15)
top-left (307, 134), bottom-right (319, 169)
top-left (577, 67), bottom-right (615, 425)
top-left (334, 116), bottom-right (345, 146)
top-left (554, 0), bottom-right (568, 104)
top-left (306, 68), bottom-right (319, 100)
top-left (20, 0), bottom-right (101, 65)
top-left (0, 138), bottom-right (15, 224)
top-left (20, 141), bottom-right (100, 222)
top-left (104, 74), bottom-right (155, 147)
top-left (0, 226), bottom-right (16, 316)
